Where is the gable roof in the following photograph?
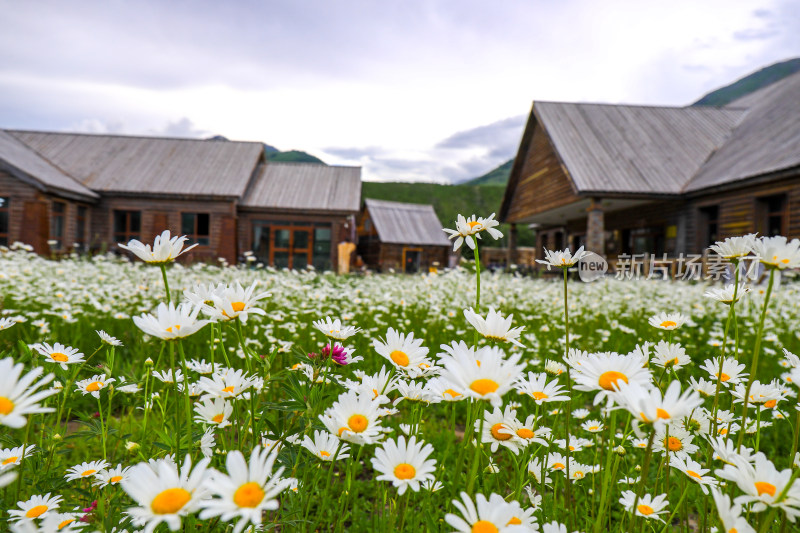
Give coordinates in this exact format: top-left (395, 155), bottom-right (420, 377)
top-left (0, 130), bottom-right (98, 201)
top-left (535, 102), bottom-right (745, 195)
top-left (685, 71), bottom-right (800, 191)
top-left (364, 198), bottom-right (450, 246)
top-left (241, 161), bottom-right (361, 213)
top-left (6, 130), bottom-right (264, 198)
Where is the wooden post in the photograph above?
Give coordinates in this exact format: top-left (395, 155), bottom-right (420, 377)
top-left (507, 223), bottom-right (518, 266)
top-left (586, 197), bottom-right (605, 255)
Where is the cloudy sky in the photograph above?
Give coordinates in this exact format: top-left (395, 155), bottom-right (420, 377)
top-left (1, 1), bottom-right (799, 183)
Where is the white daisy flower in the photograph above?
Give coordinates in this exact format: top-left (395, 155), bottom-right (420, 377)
top-left (371, 435), bottom-right (437, 495)
top-left (0, 358), bottom-right (57, 428)
top-left (121, 454), bottom-right (212, 533)
top-left (301, 430), bottom-right (350, 462)
top-left (199, 427), bottom-right (216, 459)
top-left (96, 330), bottom-right (123, 346)
top-left (0, 444), bottom-right (36, 469)
top-left (650, 341), bottom-right (690, 370)
top-left (9, 492), bottom-right (63, 521)
top-left (619, 490), bottom-right (669, 522)
top-left (133, 302), bottom-right (210, 340)
top-left (709, 234), bottom-right (757, 259)
top-left (319, 389), bottom-right (386, 445)
top-left (118, 229), bottom-right (198, 265)
top-left (669, 456), bottom-right (718, 494)
top-left (442, 213), bottom-right (503, 251)
top-left (445, 491), bottom-right (518, 532)
top-left (704, 283), bottom-right (750, 304)
top-left (203, 281), bottom-right (271, 324)
top-left (312, 316), bottom-right (361, 341)
top-left (437, 343), bottom-right (525, 408)
top-left (193, 396), bottom-right (233, 427)
top-left (31, 342), bottom-right (85, 370)
top-left (536, 246), bottom-right (588, 269)
top-left (64, 459), bottom-right (111, 482)
top-left (753, 235), bottom-right (800, 269)
top-left (648, 312), bottom-right (688, 331)
top-left (513, 371), bottom-right (570, 404)
top-left (373, 327), bottom-right (432, 377)
top-left (710, 488), bottom-right (756, 533)
top-left (716, 452), bottom-right (800, 518)
top-left (613, 381), bottom-right (703, 430)
top-left (464, 307), bottom-right (526, 349)
top-left (699, 357), bottom-right (747, 385)
top-left (570, 351), bottom-right (652, 406)
top-left (198, 446), bottom-right (294, 533)
top-left (75, 374), bottom-right (116, 398)
top-left (197, 369), bottom-right (255, 400)
top-left (94, 464), bottom-right (132, 488)
top-left (478, 405), bottom-right (522, 454)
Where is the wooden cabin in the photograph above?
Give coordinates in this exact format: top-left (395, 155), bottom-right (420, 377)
top-left (357, 199), bottom-right (451, 273)
top-left (0, 130), bottom-right (361, 270)
top-left (500, 71), bottom-right (800, 267)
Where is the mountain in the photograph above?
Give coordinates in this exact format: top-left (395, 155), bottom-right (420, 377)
top-left (462, 159), bottom-right (514, 186)
top-left (266, 149), bottom-right (325, 164)
top-left (693, 58), bottom-right (800, 107)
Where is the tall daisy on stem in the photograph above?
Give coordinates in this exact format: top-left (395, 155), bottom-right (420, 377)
top-left (443, 214), bottom-right (503, 339)
top-left (536, 245), bottom-right (586, 528)
top-left (119, 229), bottom-right (198, 303)
top-left (737, 235), bottom-right (800, 451)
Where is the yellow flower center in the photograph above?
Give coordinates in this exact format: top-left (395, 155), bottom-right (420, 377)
top-left (393, 463), bottom-right (416, 480)
top-left (86, 381), bottom-right (103, 392)
top-left (598, 371), bottom-right (628, 391)
top-left (471, 521), bottom-right (499, 533)
top-left (589, 426), bottom-right (599, 431)
top-left (764, 399), bottom-right (777, 408)
top-left (552, 462), bottom-right (565, 470)
top-left (660, 320), bottom-right (677, 328)
top-left (110, 475), bottom-right (123, 483)
top-left (468, 221), bottom-right (481, 230)
top-left (637, 504), bottom-right (654, 515)
top-left (0, 396), bottom-right (14, 415)
top-left (50, 352), bottom-right (69, 362)
top-left (222, 301), bottom-right (247, 318)
top-left (443, 389), bottom-right (462, 399)
top-left (507, 517), bottom-right (522, 525)
top-left (233, 482), bottom-right (266, 508)
top-left (781, 258), bottom-right (790, 264)
top-left (319, 450), bottom-right (330, 458)
top-left (58, 518), bottom-right (76, 529)
top-left (348, 414), bottom-right (368, 433)
top-left (656, 408), bottom-right (670, 419)
top-left (532, 391), bottom-right (549, 401)
top-left (490, 423), bottom-right (512, 441)
top-left (151, 487), bottom-right (192, 514)
top-left (212, 414), bottom-right (225, 424)
top-left (686, 470), bottom-right (702, 480)
top-left (517, 428), bottom-right (535, 439)
top-left (81, 469), bottom-right (97, 477)
top-left (390, 350), bottom-right (410, 367)
top-left (755, 481), bottom-right (777, 497)
top-left (26, 504), bottom-right (49, 518)
top-left (2, 456), bottom-right (18, 465)
top-left (222, 386), bottom-right (235, 393)
top-left (165, 324), bottom-right (182, 333)
top-left (470, 379), bottom-right (499, 396)
top-left (718, 373), bottom-right (731, 382)
top-left (729, 528), bottom-right (738, 533)
top-left (666, 437), bottom-right (683, 451)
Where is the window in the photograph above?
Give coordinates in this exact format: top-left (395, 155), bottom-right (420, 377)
top-left (0, 197), bottom-right (8, 246)
top-left (75, 206), bottom-right (87, 250)
top-left (313, 226), bottom-right (332, 270)
top-left (113, 210), bottom-right (141, 244)
top-left (51, 201), bottom-right (66, 250)
top-left (698, 205), bottom-right (719, 248)
top-left (757, 195), bottom-right (786, 237)
top-left (181, 213), bottom-right (210, 246)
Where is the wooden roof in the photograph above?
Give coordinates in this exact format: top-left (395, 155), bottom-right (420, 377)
top-left (241, 162), bottom-right (361, 213)
top-left (0, 130), bottom-right (98, 201)
top-left (501, 70), bottom-right (800, 220)
top-left (6, 130), bottom-right (264, 198)
top-left (535, 102), bottom-right (744, 195)
top-left (364, 198), bottom-right (450, 246)
top-left (685, 72), bottom-right (800, 191)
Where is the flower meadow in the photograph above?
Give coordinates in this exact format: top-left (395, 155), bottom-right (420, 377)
top-left (3, 227), bottom-right (800, 532)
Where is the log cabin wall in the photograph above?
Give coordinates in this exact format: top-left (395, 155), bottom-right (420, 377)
top-left (505, 124), bottom-right (581, 224)
top-left (1, 170), bottom-right (42, 250)
top-left (91, 196), bottom-right (238, 263)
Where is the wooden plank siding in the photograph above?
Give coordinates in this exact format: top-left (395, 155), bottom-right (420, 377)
top-left (92, 197), bottom-right (238, 263)
top-left (505, 122), bottom-right (581, 223)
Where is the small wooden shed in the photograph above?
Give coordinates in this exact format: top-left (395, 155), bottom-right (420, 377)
top-left (357, 199), bottom-right (451, 273)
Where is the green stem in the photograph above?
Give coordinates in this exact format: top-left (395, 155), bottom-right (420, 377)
top-left (169, 342), bottom-right (181, 458)
top-left (562, 265), bottom-right (574, 532)
top-left (160, 263), bottom-right (171, 304)
top-left (97, 395), bottom-right (107, 460)
top-left (657, 481), bottom-right (691, 533)
top-left (177, 340), bottom-right (193, 457)
top-left (466, 402), bottom-right (486, 494)
top-left (737, 268), bottom-right (776, 451)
